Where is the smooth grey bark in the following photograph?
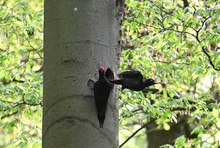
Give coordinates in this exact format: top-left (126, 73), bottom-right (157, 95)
top-left (43, 0), bottom-right (120, 148)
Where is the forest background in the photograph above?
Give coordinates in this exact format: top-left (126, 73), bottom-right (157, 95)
top-left (0, 0), bottom-right (220, 147)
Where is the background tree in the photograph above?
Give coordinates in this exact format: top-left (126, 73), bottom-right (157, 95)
top-left (119, 0), bottom-right (220, 147)
top-left (43, 0), bottom-right (120, 147)
top-left (0, 0), bottom-right (220, 148)
top-left (0, 0), bottom-right (43, 147)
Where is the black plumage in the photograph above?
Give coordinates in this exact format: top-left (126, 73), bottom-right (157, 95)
top-left (109, 70), bottom-right (159, 91)
top-left (94, 67), bottom-right (114, 128)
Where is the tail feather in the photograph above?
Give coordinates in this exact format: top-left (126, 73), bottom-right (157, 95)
top-left (99, 122), bottom-right (103, 128)
top-left (98, 114), bottom-right (105, 128)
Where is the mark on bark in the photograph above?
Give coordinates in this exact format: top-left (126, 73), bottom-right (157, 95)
top-left (116, 0), bottom-right (124, 20)
top-left (44, 95), bottom-right (82, 116)
top-left (43, 116), bottom-right (115, 146)
top-left (87, 79), bottom-right (95, 90)
top-left (64, 75), bottom-right (76, 80)
top-left (61, 59), bottom-right (81, 64)
top-left (58, 40), bottom-right (110, 49)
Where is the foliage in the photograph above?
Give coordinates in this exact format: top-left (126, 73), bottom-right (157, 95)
top-left (0, 0), bottom-right (43, 147)
top-left (119, 0), bottom-right (220, 147)
top-left (1, 0), bottom-right (220, 148)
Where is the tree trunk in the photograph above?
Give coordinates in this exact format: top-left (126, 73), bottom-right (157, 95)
top-left (43, 0), bottom-right (120, 147)
top-left (147, 121), bottom-right (183, 148)
top-left (147, 116), bottom-right (196, 148)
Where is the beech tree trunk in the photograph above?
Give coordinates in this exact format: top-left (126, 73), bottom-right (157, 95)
top-left (43, 0), bottom-right (120, 147)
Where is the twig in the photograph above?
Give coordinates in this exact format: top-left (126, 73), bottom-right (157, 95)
top-left (1, 111), bottom-right (18, 119)
top-left (193, 15), bottom-right (220, 71)
top-left (119, 118), bottom-right (157, 147)
top-left (152, 60), bottom-right (190, 65)
top-left (153, 14), bottom-right (220, 71)
top-left (26, 37), bottom-right (43, 59)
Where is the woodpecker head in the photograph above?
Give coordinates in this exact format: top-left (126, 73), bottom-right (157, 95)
top-left (145, 79), bottom-right (160, 86)
top-left (98, 67), bottom-right (105, 74)
top-left (145, 79), bottom-right (155, 85)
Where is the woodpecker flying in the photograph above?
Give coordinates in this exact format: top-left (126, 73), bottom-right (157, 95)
top-left (109, 70), bottom-right (160, 91)
top-left (94, 67), bottom-right (114, 128)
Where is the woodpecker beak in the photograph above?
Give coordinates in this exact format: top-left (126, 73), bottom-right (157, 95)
top-left (155, 82), bottom-right (166, 87)
top-left (154, 82), bottom-right (161, 84)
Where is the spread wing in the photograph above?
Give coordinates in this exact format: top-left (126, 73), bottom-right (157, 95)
top-left (105, 68), bottom-right (114, 80)
top-left (118, 70), bottom-right (143, 81)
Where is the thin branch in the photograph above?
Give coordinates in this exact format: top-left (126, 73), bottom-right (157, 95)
top-left (213, 122), bottom-right (220, 131)
top-left (201, 47), bottom-right (220, 71)
top-left (193, 15), bottom-right (220, 71)
top-left (152, 14), bottom-right (220, 71)
top-left (1, 100), bottom-right (42, 119)
top-left (1, 111), bottom-right (19, 119)
top-left (1, 78), bottom-right (25, 85)
top-left (149, 0), bottom-right (174, 15)
top-left (22, 94), bottom-right (43, 107)
top-left (150, 25), bottom-right (197, 38)
top-left (182, 0), bottom-right (189, 8)
top-left (165, 27), bottom-right (197, 38)
top-left (119, 118), bottom-right (157, 148)
top-left (196, 15), bottom-right (212, 34)
top-left (152, 60), bottom-right (190, 65)
top-left (0, 95), bottom-right (43, 112)
top-left (25, 37), bottom-right (43, 59)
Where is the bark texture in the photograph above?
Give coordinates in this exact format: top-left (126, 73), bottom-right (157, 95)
top-left (43, 0), bottom-right (120, 147)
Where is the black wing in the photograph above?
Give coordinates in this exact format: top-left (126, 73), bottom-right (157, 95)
top-left (118, 70), bottom-right (143, 80)
top-left (105, 68), bottom-right (114, 80)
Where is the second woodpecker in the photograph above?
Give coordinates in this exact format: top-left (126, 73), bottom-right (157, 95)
top-left (109, 70), bottom-right (160, 91)
top-left (94, 67), bottom-right (114, 128)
